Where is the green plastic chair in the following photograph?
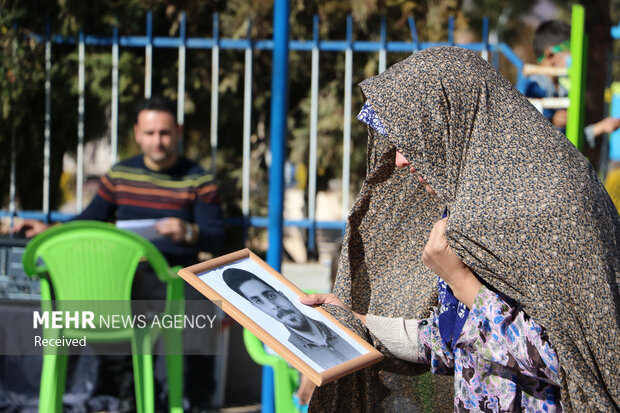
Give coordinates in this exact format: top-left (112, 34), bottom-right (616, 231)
top-left (22, 220), bottom-right (185, 413)
top-left (242, 328), bottom-right (300, 413)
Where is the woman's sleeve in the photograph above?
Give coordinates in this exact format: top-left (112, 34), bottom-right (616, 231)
top-left (456, 286), bottom-right (561, 386)
top-left (365, 312), bottom-right (455, 375)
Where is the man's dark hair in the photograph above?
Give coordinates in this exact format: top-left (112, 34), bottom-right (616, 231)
top-left (222, 268), bottom-right (274, 300)
top-left (533, 20), bottom-right (571, 58)
top-left (134, 95), bottom-right (177, 124)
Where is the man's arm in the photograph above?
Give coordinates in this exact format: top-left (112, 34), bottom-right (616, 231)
top-left (193, 183), bottom-right (225, 255)
top-left (11, 179), bottom-right (117, 237)
top-left (72, 192), bottom-right (117, 222)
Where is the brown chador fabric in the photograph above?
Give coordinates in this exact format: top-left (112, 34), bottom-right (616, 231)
top-left (310, 47), bottom-right (620, 412)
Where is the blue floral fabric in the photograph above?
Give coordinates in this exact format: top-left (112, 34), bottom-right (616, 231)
top-left (357, 102), bottom-right (386, 136)
top-left (417, 286), bottom-right (562, 412)
top-left (437, 279), bottom-right (470, 350)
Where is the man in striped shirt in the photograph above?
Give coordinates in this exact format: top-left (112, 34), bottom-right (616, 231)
top-left (14, 95), bottom-right (224, 410)
top-left (15, 95), bottom-right (224, 267)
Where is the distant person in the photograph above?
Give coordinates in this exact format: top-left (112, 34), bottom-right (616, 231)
top-left (222, 268), bottom-right (362, 371)
top-left (13, 95), bottom-right (224, 411)
top-left (524, 20), bottom-right (620, 147)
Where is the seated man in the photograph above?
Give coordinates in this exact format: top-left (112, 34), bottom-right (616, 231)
top-left (14, 95), bottom-right (224, 411)
top-left (222, 268), bottom-right (362, 371)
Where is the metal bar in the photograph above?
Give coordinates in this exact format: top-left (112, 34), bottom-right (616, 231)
top-left (342, 15), bottom-right (352, 224)
top-left (77, 30), bottom-right (85, 212)
top-left (111, 25), bottom-right (119, 164)
top-left (308, 14), bottom-right (320, 251)
top-left (448, 16), bottom-right (454, 45)
top-left (408, 17), bottom-right (419, 52)
top-left (145, 11), bottom-right (152, 98)
top-left (210, 13), bottom-right (220, 174)
top-left (492, 37), bottom-right (501, 69)
top-left (177, 12), bottom-right (186, 154)
top-left (264, 1), bottom-right (290, 411)
top-left (379, 16), bottom-right (386, 73)
top-left (566, 4), bottom-right (586, 150)
top-left (9, 24), bottom-right (18, 226)
top-left (28, 30), bottom-right (519, 55)
top-left (266, 0), bottom-right (290, 274)
top-left (482, 16), bottom-right (489, 61)
top-left (497, 43), bottom-right (525, 92)
top-left (1, 210), bottom-right (348, 231)
top-left (242, 19), bottom-right (253, 224)
top-left (43, 18), bottom-right (51, 220)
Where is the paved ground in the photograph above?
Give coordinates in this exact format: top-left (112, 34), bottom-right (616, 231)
top-left (281, 261), bottom-right (333, 292)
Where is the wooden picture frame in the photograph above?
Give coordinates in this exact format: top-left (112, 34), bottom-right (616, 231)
top-left (178, 248), bottom-right (383, 386)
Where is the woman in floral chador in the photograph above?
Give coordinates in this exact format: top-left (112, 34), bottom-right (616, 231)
top-left (304, 47), bottom-right (619, 412)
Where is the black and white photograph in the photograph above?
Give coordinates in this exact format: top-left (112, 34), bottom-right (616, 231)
top-left (196, 256), bottom-right (367, 373)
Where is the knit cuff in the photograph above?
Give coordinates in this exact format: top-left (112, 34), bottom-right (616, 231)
top-left (366, 314), bottom-right (422, 362)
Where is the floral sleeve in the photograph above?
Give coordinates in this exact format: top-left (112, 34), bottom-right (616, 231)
top-left (457, 286), bottom-right (561, 386)
top-left (416, 312), bottom-right (455, 375)
top-left (416, 286), bottom-right (561, 385)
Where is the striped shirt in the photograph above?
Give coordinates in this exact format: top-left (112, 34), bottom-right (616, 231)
top-left (74, 155), bottom-right (223, 266)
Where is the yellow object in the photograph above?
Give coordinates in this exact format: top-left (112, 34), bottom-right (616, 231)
top-left (604, 167), bottom-right (620, 211)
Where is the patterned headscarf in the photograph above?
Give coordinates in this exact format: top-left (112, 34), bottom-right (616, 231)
top-left (311, 47), bottom-right (620, 412)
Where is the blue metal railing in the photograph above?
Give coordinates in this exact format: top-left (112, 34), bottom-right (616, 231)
top-left (4, 11), bottom-right (526, 252)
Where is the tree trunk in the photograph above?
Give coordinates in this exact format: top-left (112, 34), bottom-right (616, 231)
top-left (583, 0), bottom-right (612, 166)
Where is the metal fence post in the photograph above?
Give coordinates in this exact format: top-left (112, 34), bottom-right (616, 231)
top-left (307, 14), bottom-right (320, 252)
top-left (210, 13), bottom-right (220, 174)
top-left (111, 24), bottom-right (119, 164)
top-left (242, 18), bottom-right (254, 242)
top-left (265, 3), bottom-right (291, 410)
top-left (145, 11), bottom-right (152, 98)
top-left (177, 12), bottom-right (187, 154)
top-left (341, 16), bottom-right (353, 227)
top-left (77, 29), bottom-right (85, 213)
top-left (43, 17), bottom-right (52, 222)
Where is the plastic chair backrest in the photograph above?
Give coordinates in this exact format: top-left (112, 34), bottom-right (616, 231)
top-left (243, 328), bottom-right (299, 413)
top-left (22, 221), bottom-right (175, 336)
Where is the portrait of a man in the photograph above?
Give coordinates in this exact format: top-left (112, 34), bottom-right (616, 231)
top-left (222, 268), bottom-right (362, 371)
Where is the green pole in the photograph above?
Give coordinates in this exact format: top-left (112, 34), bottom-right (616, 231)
top-left (566, 4), bottom-right (587, 150)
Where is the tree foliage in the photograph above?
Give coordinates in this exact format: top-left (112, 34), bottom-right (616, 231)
top-left (1, 0), bottom-right (615, 216)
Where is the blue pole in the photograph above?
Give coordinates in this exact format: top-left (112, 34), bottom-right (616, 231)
top-left (267, 0), bottom-right (290, 274)
top-left (408, 16), bottom-right (419, 52)
top-left (264, 1), bottom-right (290, 412)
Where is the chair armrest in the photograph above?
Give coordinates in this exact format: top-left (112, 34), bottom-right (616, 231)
top-left (243, 328), bottom-right (287, 368)
top-left (27, 265), bottom-right (48, 279)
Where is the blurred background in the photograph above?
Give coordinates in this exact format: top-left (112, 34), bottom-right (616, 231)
top-left (2, 1), bottom-right (618, 258)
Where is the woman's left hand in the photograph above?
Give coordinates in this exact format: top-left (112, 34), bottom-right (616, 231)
top-left (422, 218), bottom-right (482, 308)
top-left (300, 293), bottom-right (367, 324)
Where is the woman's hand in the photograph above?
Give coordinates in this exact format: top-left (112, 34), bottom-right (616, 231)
top-left (422, 218), bottom-right (482, 308)
top-left (296, 374), bottom-right (316, 405)
top-left (299, 293), bottom-right (366, 324)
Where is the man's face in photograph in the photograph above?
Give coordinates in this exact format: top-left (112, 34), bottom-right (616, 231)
top-left (238, 279), bottom-right (310, 330)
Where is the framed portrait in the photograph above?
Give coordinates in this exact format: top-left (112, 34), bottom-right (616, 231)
top-left (178, 248), bottom-right (383, 386)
